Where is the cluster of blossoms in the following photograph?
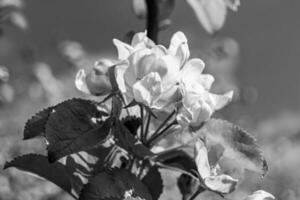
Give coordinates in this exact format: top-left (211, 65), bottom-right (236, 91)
top-left (74, 31), bottom-right (245, 195)
top-left (76, 31), bottom-right (233, 130)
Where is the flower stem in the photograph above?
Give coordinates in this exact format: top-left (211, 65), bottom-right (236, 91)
top-left (145, 0), bottom-right (159, 43)
top-left (147, 120), bottom-right (177, 147)
top-left (144, 113), bottom-right (151, 142)
top-left (147, 110), bottom-right (175, 143)
top-left (140, 105), bottom-right (144, 140)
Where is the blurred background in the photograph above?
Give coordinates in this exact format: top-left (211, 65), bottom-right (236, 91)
top-left (0, 0), bottom-right (300, 200)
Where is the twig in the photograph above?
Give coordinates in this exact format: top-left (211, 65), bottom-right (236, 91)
top-left (145, 0), bottom-right (159, 43)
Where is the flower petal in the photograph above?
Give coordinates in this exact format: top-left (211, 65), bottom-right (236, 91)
top-left (131, 31), bottom-right (155, 48)
top-left (113, 39), bottom-right (133, 60)
top-left (181, 58), bottom-right (210, 89)
top-left (132, 72), bottom-right (162, 107)
top-left (177, 105), bottom-right (193, 128)
top-left (169, 31), bottom-right (190, 65)
top-left (204, 174), bottom-right (238, 194)
top-left (75, 69), bottom-right (91, 94)
top-left (209, 90), bottom-right (233, 110)
top-left (194, 139), bottom-right (211, 179)
top-left (190, 99), bottom-right (213, 126)
top-left (115, 63), bottom-right (128, 94)
top-left (136, 54), bottom-right (168, 80)
top-left (158, 55), bottom-right (181, 82)
top-left (243, 190), bottom-right (275, 200)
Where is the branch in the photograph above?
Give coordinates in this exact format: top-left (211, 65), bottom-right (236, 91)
top-left (145, 0), bottom-right (159, 43)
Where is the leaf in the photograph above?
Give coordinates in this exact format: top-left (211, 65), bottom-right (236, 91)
top-left (177, 174), bottom-right (204, 200)
top-left (45, 99), bottom-right (111, 162)
top-left (113, 121), bottom-right (153, 159)
top-left (142, 167), bottom-right (163, 200)
top-left (122, 116), bottom-right (142, 136)
top-left (186, 0), bottom-right (227, 34)
top-left (4, 154), bottom-right (73, 195)
top-left (4, 147), bottom-right (113, 198)
top-left (23, 106), bottom-right (53, 140)
top-left (154, 149), bottom-right (198, 177)
top-left (198, 119), bottom-right (268, 176)
top-left (79, 169), bottom-right (152, 200)
top-left (243, 190), bottom-right (275, 200)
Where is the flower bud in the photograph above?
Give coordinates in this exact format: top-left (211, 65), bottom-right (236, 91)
top-left (75, 59), bottom-right (113, 96)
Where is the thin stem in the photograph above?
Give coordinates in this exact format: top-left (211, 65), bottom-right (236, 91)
top-left (144, 113), bottom-right (151, 142)
top-left (147, 110), bottom-right (175, 143)
top-left (145, 0), bottom-right (159, 43)
top-left (140, 105), bottom-right (144, 140)
top-left (147, 120), bottom-right (177, 147)
top-left (188, 188), bottom-right (202, 200)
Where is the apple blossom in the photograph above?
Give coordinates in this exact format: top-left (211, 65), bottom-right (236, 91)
top-left (114, 31), bottom-right (189, 110)
top-left (177, 59), bottom-right (233, 129)
top-left (75, 59), bottom-right (113, 96)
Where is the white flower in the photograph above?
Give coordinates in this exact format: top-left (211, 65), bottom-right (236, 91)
top-left (194, 139), bottom-right (238, 194)
top-left (114, 31), bottom-right (232, 116)
top-left (186, 0), bottom-right (240, 34)
top-left (75, 59), bottom-right (113, 96)
top-left (114, 31), bottom-right (189, 110)
top-left (177, 59), bottom-right (233, 129)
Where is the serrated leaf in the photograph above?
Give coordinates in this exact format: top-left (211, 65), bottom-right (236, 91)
top-left (142, 167), bottom-right (163, 200)
top-left (79, 169), bottom-right (152, 200)
top-left (4, 154), bottom-right (73, 195)
top-left (24, 106), bottom-right (53, 140)
top-left (45, 99), bottom-right (111, 162)
top-left (122, 116), bottom-right (142, 136)
top-left (5, 147), bottom-right (112, 198)
top-left (198, 119), bottom-right (268, 176)
top-left (243, 190), bottom-right (275, 200)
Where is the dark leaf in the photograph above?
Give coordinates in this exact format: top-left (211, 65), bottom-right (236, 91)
top-left (113, 121), bottom-right (153, 159)
top-left (154, 149), bottom-right (198, 177)
top-left (4, 154), bottom-right (74, 197)
top-left (142, 167), bottom-right (163, 200)
top-left (23, 106), bottom-right (53, 140)
top-left (79, 169), bottom-right (152, 200)
top-left (45, 98), bottom-right (111, 162)
top-left (198, 119), bottom-right (268, 176)
top-left (177, 174), bottom-right (204, 200)
top-left (5, 146), bottom-right (113, 198)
